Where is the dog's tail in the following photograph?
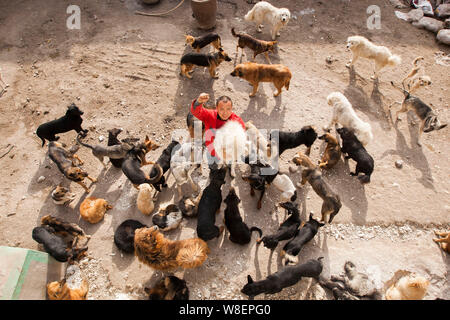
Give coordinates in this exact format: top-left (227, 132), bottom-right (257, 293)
top-left (388, 54), bottom-right (402, 67)
top-left (244, 6), bottom-right (256, 21)
top-left (76, 134), bottom-right (95, 150)
top-left (412, 56), bottom-right (424, 67)
top-left (358, 174), bottom-right (371, 184)
top-left (176, 240), bottom-right (210, 269)
top-left (250, 227), bottom-right (263, 239)
top-left (231, 27), bottom-right (239, 38)
top-left (40, 136), bottom-right (46, 147)
top-left (146, 164), bottom-right (164, 184)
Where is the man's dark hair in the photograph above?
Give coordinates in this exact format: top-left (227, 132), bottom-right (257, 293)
top-left (216, 95), bottom-right (233, 107)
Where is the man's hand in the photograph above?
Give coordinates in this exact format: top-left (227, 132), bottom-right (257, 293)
top-left (197, 93), bottom-right (209, 104)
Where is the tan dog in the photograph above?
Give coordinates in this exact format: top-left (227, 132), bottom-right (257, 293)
top-left (433, 231), bottom-right (450, 254)
top-left (230, 62), bottom-right (291, 97)
top-left (402, 56), bottom-right (432, 94)
top-left (180, 49), bottom-right (232, 79)
top-left (231, 28), bottom-right (277, 64)
top-left (134, 225), bottom-right (210, 271)
top-left (317, 133), bottom-right (342, 170)
top-left (385, 273), bottom-right (429, 300)
top-left (185, 33), bottom-right (222, 53)
top-left (245, 120), bottom-right (271, 162)
top-left (79, 197), bottom-right (113, 224)
top-left (47, 264), bottom-right (89, 300)
top-left (137, 183), bottom-right (155, 215)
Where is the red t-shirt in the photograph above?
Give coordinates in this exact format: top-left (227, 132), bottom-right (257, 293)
top-left (190, 99), bottom-right (246, 157)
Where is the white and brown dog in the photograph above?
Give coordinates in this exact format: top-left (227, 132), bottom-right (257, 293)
top-left (170, 142), bottom-right (201, 198)
top-left (325, 92), bottom-right (373, 147)
top-left (346, 35), bottom-right (401, 80)
top-left (245, 1), bottom-right (291, 40)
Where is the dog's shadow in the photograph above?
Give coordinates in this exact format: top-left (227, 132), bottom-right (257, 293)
top-left (323, 159), bottom-right (369, 226)
top-left (344, 66), bottom-right (391, 132)
top-left (381, 115), bottom-right (435, 191)
top-left (238, 93), bottom-right (286, 130)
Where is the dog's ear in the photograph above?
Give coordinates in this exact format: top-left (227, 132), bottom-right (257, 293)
top-left (438, 124), bottom-right (447, 130)
top-left (319, 222), bottom-right (325, 227)
top-left (145, 135), bottom-right (150, 142)
top-left (247, 275), bottom-right (254, 284)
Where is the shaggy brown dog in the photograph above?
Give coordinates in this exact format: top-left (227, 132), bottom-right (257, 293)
top-left (230, 62), bottom-right (291, 97)
top-left (318, 133), bottom-right (342, 170)
top-left (47, 278), bottom-right (89, 300)
top-left (79, 197), bottom-right (113, 224)
top-left (134, 226), bottom-right (210, 271)
top-left (433, 231), bottom-right (450, 254)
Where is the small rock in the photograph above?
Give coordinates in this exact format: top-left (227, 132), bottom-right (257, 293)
top-left (37, 176), bottom-right (45, 183)
top-left (99, 136), bottom-right (105, 142)
top-left (437, 29), bottom-right (450, 45)
top-left (412, 17), bottom-right (444, 34)
top-left (395, 160), bottom-right (403, 169)
top-left (289, 165), bottom-right (298, 174)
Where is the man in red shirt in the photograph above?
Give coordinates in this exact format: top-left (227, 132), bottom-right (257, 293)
top-left (190, 92), bottom-right (246, 170)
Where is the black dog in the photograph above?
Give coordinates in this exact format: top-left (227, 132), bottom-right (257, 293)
top-left (337, 127), bottom-right (374, 184)
top-left (32, 226), bottom-right (87, 262)
top-left (145, 276), bottom-right (189, 300)
top-left (196, 166), bottom-right (227, 241)
top-left (281, 213), bottom-right (325, 265)
top-left (36, 103), bottom-right (88, 147)
top-left (241, 257), bottom-right (324, 299)
top-left (114, 219), bottom-right (147, 253)
top-left (257, 201), bottom-right (301, 250)
top-left (107, 128), bottom-right (124, 168)
top-left (223, 187), bottom-right (262, 245)
top-left (149, 140), bottom-right (181, 192)
top-left (270, 126), bottom-right (317, 156)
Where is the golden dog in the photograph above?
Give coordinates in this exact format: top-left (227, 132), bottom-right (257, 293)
top-left (230, 62), bottom-right (291, 97)
top-left (79, 197), bottom-right (113, 224)
top-left (433, 230), bottom-right (450, 254)
top-left (134, 226), bottom-right (210, 271)
top-left (47, 278), bottom-right (89, 300)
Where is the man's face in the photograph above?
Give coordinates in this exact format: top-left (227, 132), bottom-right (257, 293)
top-left (217, 100), bottom-right (233, 121)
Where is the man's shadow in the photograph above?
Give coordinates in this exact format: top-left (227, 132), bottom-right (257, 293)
top-left (381, 114), bottom-right (435, 191)
top-left (239, 93), bottom-right (286, 130)
top-left (344, 66), bottom-right (391, 132)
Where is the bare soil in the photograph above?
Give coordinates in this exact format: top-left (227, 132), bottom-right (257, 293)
top-left (0, 0), bottom-right (448, 300)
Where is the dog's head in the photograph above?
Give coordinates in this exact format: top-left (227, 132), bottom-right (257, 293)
top-left (279, 201), bottom-right (298, 215)
top-left (266, 41), bottom-right (277, 52)
top-left (66, 167), bottom-right (88, 181)
top-left (217, 48), bottom-right (232, 62)
top-left (346, 36), bottom-right (362, 50)
top-left (66, 103), bottom-right (83, 116)
top-left (209, 166), bottom-right (227, 184)
top-left (277, 8), bottom-right (291, 25)
top-left (51, 185), bottom-right (73, 200)
top-left (230, 64), bottom-right (246, 78)
top-left (397, 274), bottom-right (430, 299)
top-left (308, 212), bottom-right (325, 228)
top-left (224, 187), bottom-right (241, 205)
top-left (336, 127), bottom-right (354, 140)
top-left (300, 125), bottom-right (318, 144)
top-left (185, 35), bottom-right (195, 46)
top-left (326, 91), bottom-right (346, 107)
top-left (241, 275), bottom-right (263, 299)
top-left (418, 75), bottom-right (432, 88)
top-left (144, 135), bottom-right (160, 152)
top-left (146, 276), bottom-right (189, 300)
top-left (138, 183), bottom-right (152, 193)
top-left (108, 128), bottom-right (122, 138)
top-left (423, 114), bottom-right (447, 133)
top-left (292, 152), bottom-right (311, 168)
top-left (318, 132), bottom-right (338, 145)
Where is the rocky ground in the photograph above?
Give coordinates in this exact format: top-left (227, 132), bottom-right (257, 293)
top-left (0, 0), bottom-right (448, 300)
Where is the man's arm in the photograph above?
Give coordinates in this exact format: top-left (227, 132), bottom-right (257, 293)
top-left (190, 93), bottom-right (215, 124)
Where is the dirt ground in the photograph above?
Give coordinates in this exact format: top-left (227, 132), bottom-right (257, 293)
top-left (0, 0), bottom-right (449, 300)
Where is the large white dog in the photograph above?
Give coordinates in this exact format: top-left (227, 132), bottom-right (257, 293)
top-left (326, 92), bottom-right (373, 147)
top-left (346, 35), bottom-right (401, 80)
top-left (245, 1), bottom-right (291, 40)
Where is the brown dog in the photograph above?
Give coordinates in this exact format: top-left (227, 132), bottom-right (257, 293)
top-left (231, 28), bottom-right (277, 64)
top-left (47, 278), bottom-right (89, 300)
top-left (293, 152), bottom-right (342, 223)
top-left (318, 133), bottom-right (342, 170)
top-left (433, 231), bottom-right (450, 254)
top-left (79, 197), bottom-right (113, 224)
top-left (230, 62), bottom-right (291, 97)
top-left (402, 56), bottom-right (431, 94)
top-left (134, 225), bottom-right (210, 271)
top-left (185, 33), bottom-right (222, 53)
top-left (180, 49), bottom-right (232, 79)
top-left (48, 141), bottom-right (97, 193)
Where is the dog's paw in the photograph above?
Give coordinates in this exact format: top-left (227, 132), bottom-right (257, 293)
top-left (345, 62), bottom-right (351, 68)
top-left (349, 172), bottom-right (357, 176)
top-left (417, 141), bottom-right (422, 147)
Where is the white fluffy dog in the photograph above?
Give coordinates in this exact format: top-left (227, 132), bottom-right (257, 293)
top-left (245, 1), bottom-right (291, 40)
top-left (137, 183), bottom-right (155, 216)
top-left (385, 273), bottom-right (429, 300)
top-left (272, 173), bottom-right (296, 204)
top-left (245, 120), bottom-right (271, 164)
top-left (170, 142), bottom-right (201, 198)
top-left (346, 35), bottom-right (401, 79)
top-left (326, 92), bottom-right (373, 146)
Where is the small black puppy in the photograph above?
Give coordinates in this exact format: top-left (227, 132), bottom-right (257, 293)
top-left (224, 187), bottom-right (262, 245)
top-left (241, 257), bottom-right (324, 299)
top-left (337, 127), bottom-right (374, 184)
top-left (196, 166), bottom-right (227, 241)
top-left (32, 226), bottom-right (87, 262)
top-left (107, 128), bottom-right (124, 168)
top-left (271, 126), bottom-right (317, 156)
top-left (257, 201), bottom-right (301, 250)
top-left (114, 219), bottom-right (147, 253)
top-left (36, 103), bottom-right (88, 147)
top-left (149, 140), bottom-right (181, 192)
top-left (281, 213), bottom-right (325, 265)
